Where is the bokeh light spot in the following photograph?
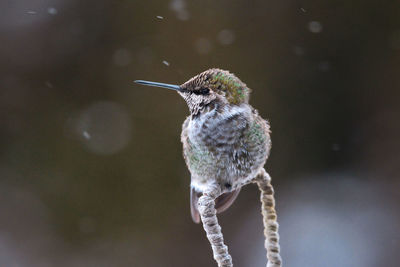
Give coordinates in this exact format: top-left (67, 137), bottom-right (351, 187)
top-left (75, 101), bottom-right (132, 155)
top-left (194, 38), bottom-right (212, 54)
top-left (308, 21), bottom-right (323, 33)
top-left (217, 29), bottom-right (235, 45)
top-left (113, 49), bottom-right (132, 67)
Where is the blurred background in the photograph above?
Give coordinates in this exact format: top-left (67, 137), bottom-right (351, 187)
top-left (1, 0), bottom-right (400, 266)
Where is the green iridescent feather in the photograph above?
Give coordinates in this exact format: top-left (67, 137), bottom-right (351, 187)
top-left (209, 70), bottom-right (250, 105)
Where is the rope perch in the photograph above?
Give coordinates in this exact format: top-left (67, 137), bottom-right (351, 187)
top-left (198, 186), bottom-right (233, 267)
top-left (197, 168), bottom-right (282, 267)
top-left (255, 168), bottom-right (282, 267)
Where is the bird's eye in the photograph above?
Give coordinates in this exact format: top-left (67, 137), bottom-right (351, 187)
top-left (195, 88), bottom-right (210, 95)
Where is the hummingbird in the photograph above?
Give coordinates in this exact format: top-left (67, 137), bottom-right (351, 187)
top-left (135, 68), bottom-right (271, 223)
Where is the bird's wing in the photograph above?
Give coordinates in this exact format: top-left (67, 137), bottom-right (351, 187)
top-left (190, 186), bottom-right (241, 224)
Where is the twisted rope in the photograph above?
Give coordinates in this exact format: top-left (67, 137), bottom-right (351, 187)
top-left (197, 169), bottom-right (281, 267)
top-left (255, 168), bottom-right (282, 267)
top-left (198, 187), bottom-right (233, 267)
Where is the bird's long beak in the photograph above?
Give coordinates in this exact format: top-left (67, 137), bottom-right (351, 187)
top-left (134, 80), bottom-right (182, 91)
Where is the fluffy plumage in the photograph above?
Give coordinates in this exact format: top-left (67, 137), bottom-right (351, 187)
top-left (179, 69), bottom-right (271, 222)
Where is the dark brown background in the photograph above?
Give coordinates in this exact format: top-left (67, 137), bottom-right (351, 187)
top-left (1, 0), bottom-right (399, 266)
